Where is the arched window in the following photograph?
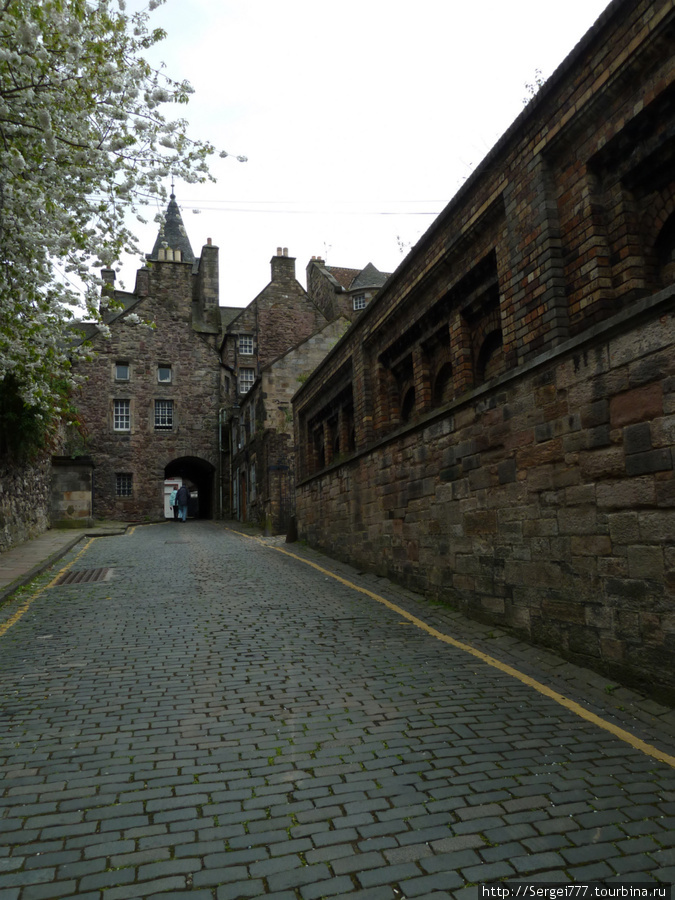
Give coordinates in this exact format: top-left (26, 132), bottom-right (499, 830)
top-left (655, 213), bottom-right (675, 288)
top-left (401, 387), bottom-right (416, 423)
top-left (476, 330), bottom-right (504, 384)
top-left (433, 363), bottom-right (453, 406)
top-left (313, 427), bottom-right (325, 470)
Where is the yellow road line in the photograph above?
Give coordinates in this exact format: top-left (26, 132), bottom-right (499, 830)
top-left (0, 539), bottom-right (94, 639)
top-left (230, 528), bottom-right (675, 770)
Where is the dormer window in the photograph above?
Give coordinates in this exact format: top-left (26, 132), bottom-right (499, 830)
top-left (158, 365), bottom-right (172, 384)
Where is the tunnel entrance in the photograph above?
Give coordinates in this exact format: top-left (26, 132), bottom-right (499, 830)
top-left (164, 456), bottom-right (215, 519)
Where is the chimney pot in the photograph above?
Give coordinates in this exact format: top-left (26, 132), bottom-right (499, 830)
top-left (277, 247), bottom-right (283, 256)
top-left (207, 237), bottom-right (212, 246)
top-left (283, 247), bottom-right (288, 257)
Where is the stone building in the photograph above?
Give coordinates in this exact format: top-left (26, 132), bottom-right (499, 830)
top-left (220, 248), bottom-right (355, 530)
top-left (71, 219), bottom-right (377, 525)
top-left (230, 316), bottom-right (349, 533)
top-left (72, 194), bottom-right (233, 521)
top-left (293, 0), bottom-right (675, 697)
top-left (306, 258), bottom-right (389, 322)
top-left (220, 248), bottom-right (328, 400)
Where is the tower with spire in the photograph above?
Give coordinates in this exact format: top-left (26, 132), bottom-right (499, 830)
top-left (148, 190), bottom-right (196, 266)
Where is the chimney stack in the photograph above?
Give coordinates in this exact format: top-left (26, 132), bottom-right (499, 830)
top-left (271, 246), bottom-right (295, 282)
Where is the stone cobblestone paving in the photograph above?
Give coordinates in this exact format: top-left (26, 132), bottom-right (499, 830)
top-left (1, 521), bottom-right (674, 900)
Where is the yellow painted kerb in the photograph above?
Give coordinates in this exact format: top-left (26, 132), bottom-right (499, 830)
top-left (0, 538), bottom-right (94, 639)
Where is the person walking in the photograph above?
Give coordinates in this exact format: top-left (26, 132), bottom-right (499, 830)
top-left (169, 487), bottom-right (179, 520)
top-left (176, 484), bottom-right (190, 522)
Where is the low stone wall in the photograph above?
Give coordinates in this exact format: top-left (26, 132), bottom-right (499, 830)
top-left (296, 290), bottom-right (675, 699)
top-left (0, 454), bottom-right (51, 553)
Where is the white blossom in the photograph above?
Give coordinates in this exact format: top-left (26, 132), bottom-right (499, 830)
top-left (0, 0), bottom-right (222, 428)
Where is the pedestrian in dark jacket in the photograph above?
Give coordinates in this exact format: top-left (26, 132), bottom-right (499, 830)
top-left (176, 485), bottom-right (190, 522)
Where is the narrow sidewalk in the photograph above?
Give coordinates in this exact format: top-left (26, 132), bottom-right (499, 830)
top-left (0, 521), bottom-right (129, 604)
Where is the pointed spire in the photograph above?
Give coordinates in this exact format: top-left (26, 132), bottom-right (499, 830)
top-left (148, 189), bottom-right (196, 264)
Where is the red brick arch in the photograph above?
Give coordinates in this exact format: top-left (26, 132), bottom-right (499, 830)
top-left (641, 183), bottom-right (675, 289)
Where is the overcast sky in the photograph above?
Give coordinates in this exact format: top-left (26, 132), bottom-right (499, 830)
top-left (120, 0), bottom-right (612, 308)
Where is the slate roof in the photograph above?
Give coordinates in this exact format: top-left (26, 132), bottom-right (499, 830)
top-left (351, 263), bottom-right (389, 290)
top-left (325, 263), bottom-right (390, 291)
top-left (148, 193), bottom-right (196, 264)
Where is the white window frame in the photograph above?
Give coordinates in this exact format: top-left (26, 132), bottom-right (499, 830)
top-left (157, 365), bottom-right (172, 384)
top-left (116, 473), bottom-right (133, 497)
top-left (113, 399), bottom-right (131, 431)
top-left (239, 335), bottom-right (254, 355)
top-left (238, 367), bottom-right (255, 394)
top-left (154, 399), bottom-right (174, 431)
top-left (353, 294), bottom-right (367, 311)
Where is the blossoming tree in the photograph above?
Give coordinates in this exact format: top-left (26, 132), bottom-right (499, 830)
top-left (0, 0), bottom-right (239, 441)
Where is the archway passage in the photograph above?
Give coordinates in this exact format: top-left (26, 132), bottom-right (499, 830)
top-left (164, 456), bottom-right (215, 519)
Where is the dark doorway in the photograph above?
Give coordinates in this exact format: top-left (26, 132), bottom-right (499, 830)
top-left (164, 456), bottom-right (215, 519)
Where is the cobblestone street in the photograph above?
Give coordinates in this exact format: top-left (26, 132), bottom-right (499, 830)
top-left (1, 522), bottom-right (674, 899)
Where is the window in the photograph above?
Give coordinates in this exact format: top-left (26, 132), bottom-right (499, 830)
top-left (239, 335), bottom-right (254, 355)
top-left (353, 294), bottom-right (367, 311)
top-left (113, 399), bottom-right (130, 431)
top-left (115, 363), bottom-right (130, 381)
top-left (116, 473), bottom-right (133, 497)
top-left (158, 365), bottom-right (172, 383)
top-left (154, 399), bottom-right (174, 430)
top-left (238, 367), bottom-right (255, 394)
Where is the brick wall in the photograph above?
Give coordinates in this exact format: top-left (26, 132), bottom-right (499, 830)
top-left (293, 0), bottom-right (675, 697)
top-left (298, 292), bottom-right (675, 695)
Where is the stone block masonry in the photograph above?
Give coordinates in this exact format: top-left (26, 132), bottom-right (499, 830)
top-left (297, 292), bottom-right (675, 696)
top-left (73, 257), bottom-right (224, 521)
top-left (293, 0), bottom-right (675, 698)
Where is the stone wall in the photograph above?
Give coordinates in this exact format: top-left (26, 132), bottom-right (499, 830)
top-left (297, 291), bottom-right (675, 696)
top-left (0, 454), bottom-right (51, 552)
top-left (293, 0), bottom-right (675, 698)
top-left (51, 457), bottom-right (94, 528)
